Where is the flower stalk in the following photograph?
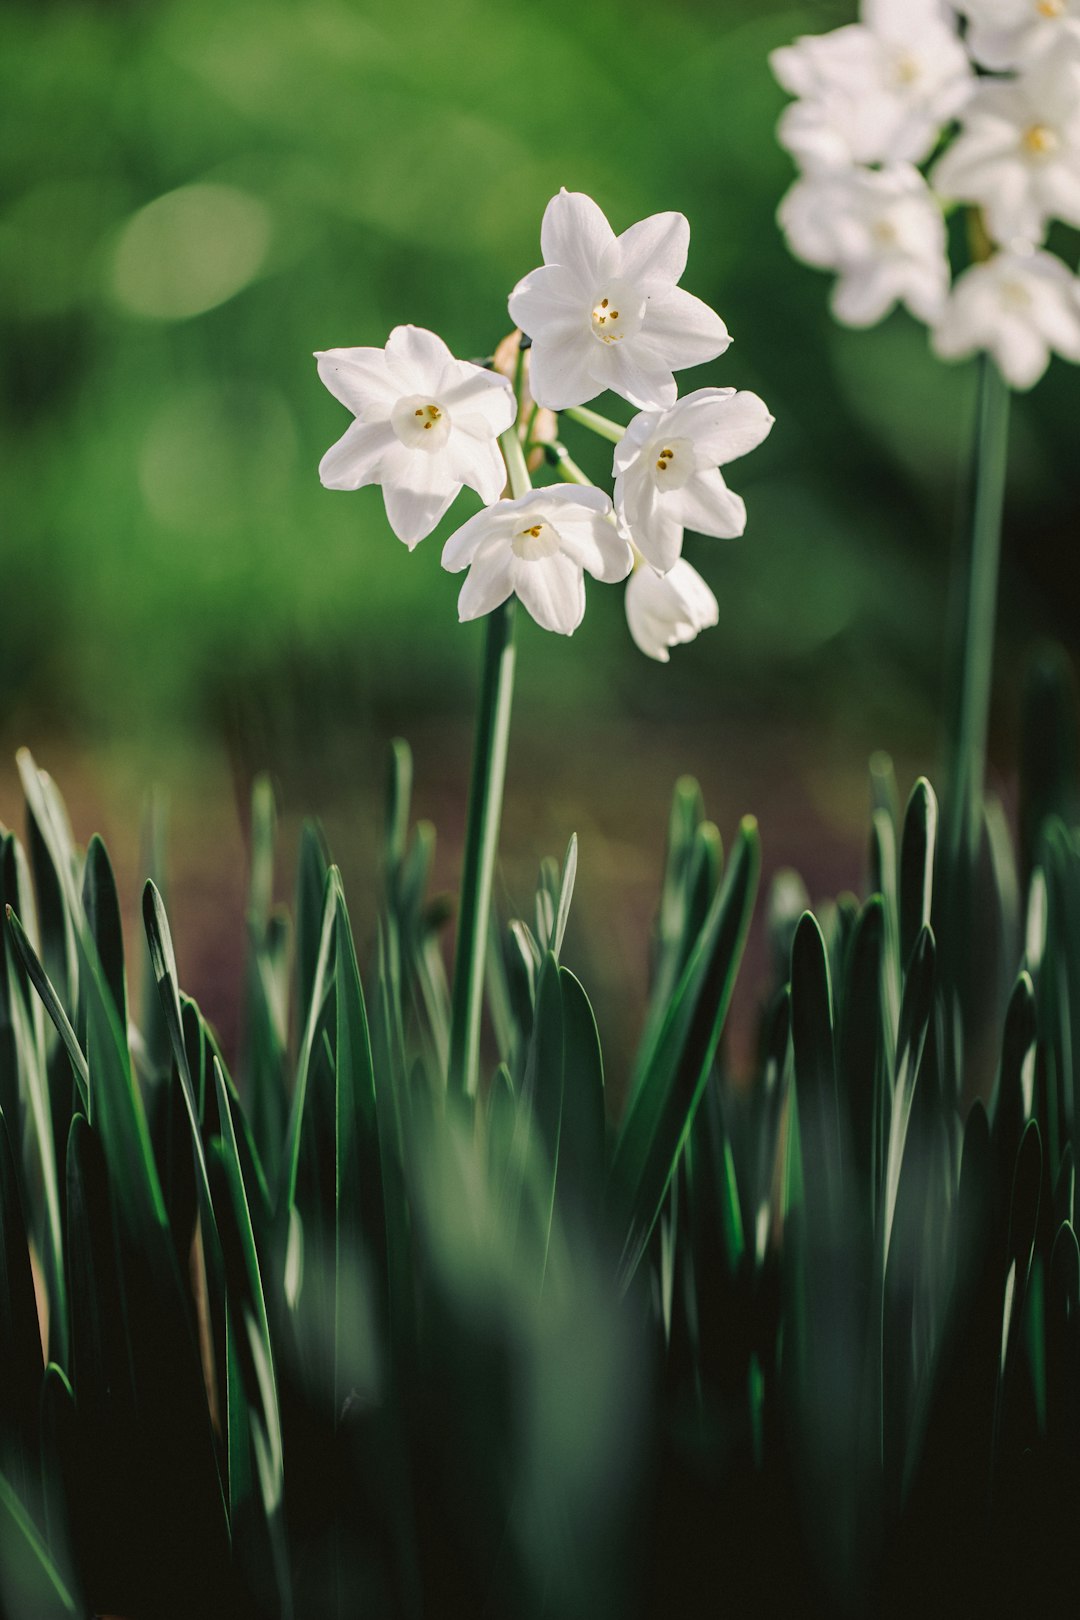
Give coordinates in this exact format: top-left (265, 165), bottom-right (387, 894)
top-left (446, 423), bottom-right (531, 1101)
top-left (946, 349), bottom-right (1011, 870)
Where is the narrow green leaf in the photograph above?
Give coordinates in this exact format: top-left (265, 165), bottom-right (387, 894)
top-left (81, 835), bottom-right (127, 1035)
top-left (899, 778), bottom-right (937, 974)
top-left (610, 816), bottom-right (760, 1289)
top-left (0, 1469), bottom-right (76, 1617)
top-left (882, 925), bottom-right (936, 1271)
top-left (4, 908), bottom-right (89, 1112)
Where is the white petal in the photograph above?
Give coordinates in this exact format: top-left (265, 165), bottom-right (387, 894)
top-left (636, 287), bottom-right (732, 371)
top-left (379, 443), bottom-right (459, 547)
top-left (514, 553), bottom-right (586, 635)
top-left (315, 348), bottom-right (397, 417)
top-left (438, 363), bottom-right (517, 435)
top-left (557, 515), bottom-right (632, 583)
top-left (318, 420), bottom-right (396, 490)
top-left (508, 265), bottom-right (589, 338)
top-left (458, 540), bottom-right (516, 621)
top-left (610, 212), bottom-right (689, 290)
top-left (664, 469), bottom-right (747, 540)
top-left (441, 504), bottom-right (504, 572)
top-left (621, 485), bottom-right (686, 573)
top-left (995, 317), bottom-right (1049, 390)
top-left (625, 560), bottom-right (718, 661)
top-left (527, 328), bottom-right (604, 410)
top-left (540, 190), bottom-right (615, 285)
top-left (831, 264), bottom-right (902, 327)
top-left (670, 389), bottom-right (774, 466)
top-left (447, 423), bottom-right (508, 506)
top-left (604, 344), bottom-right (677, 411)
top-left (383, 325), bottom-right (454, 393)
top-left (611, 409), bottom-right (662, 476)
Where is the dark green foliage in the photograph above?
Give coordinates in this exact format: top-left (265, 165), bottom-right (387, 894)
top-left (2, 697), bottom-right (1080, 1615)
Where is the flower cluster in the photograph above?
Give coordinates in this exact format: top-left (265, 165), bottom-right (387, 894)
top-left (316, 191), bottom-right (773, 658)
top-left (771, 0), bottom-right (1080, 389)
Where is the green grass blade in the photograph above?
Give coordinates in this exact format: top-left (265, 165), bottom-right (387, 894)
top-left (610, 816), bottom-right (759, 1289)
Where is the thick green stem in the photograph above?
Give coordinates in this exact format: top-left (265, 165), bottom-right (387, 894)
top-left (447, 426), bottom-right (530, 1099)
top-left (946, 352), bottom-right (1011, 865)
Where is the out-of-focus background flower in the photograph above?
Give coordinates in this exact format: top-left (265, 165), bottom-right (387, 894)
top-left (3, 0), bottom-right (1078, 1093)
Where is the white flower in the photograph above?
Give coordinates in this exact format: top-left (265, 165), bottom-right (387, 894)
top-left (625, 559), bottom-right (719, 663)
top-left (770, 1), bottom-right (972, 172)
top-left (507, 189), bottom-right (730, 413)
top-left (931, 248), bottom-right (1080, 388)
top-left (778, 164), bottom-right (950, 328)
top-left (932, 56), bottom-right (1080, 246)
top-left (612, 389), bottom-right (774, 574)
top-left (951, 0), bottom-right (1080, 71)
top-left (315, 325), bottom-right (516, 548)
top-left (440, 484), bottom-right (632, 635)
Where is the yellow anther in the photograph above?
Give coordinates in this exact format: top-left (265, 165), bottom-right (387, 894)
top-left (415, 408), bottom-right (424, 417)
top-left (1022, 123), bottom-right (1058, 156)
top-left (601, 298), bottom-right (609, 308)
top-left (611, 309), bottom-right (619, 319)
top-left (1038, 0), bottom-right (1064, 16)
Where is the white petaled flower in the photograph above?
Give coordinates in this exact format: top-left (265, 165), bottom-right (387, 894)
top-left (770, 0), bottom-right (972, 172)
top-left (440, 485), bottom-right (632, 636)
top-left (507, 189), bottom-right (730, 413)
top-left (778, 164), bottom-right (951, 328)
top-left (613, 388), bottom-right (774, 574)
top-left (625, 558), bottom-right (720, 663)
top-left (951, 0), bottom-right (1080, 71)
top-left (932, 56), bottom-right (1080, 246)
top-left (931, 248), bottom-right (1080, 388)
top-left (315, 325), bottom-right (516, 548)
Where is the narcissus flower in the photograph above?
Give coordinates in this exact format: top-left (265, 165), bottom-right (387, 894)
top-left (316, 325), bottom-right (516, 547)
top-left (441, 485), bottom-right (632, 635)
top-left (625, 558), bottom-right (719, 663)
top-left (778, 164), bottom-right (950, 328)
top-left (933, 56), bottom-right (1080, 245)
top-left (951, 0), bottom-right (1080, 71)
top-left (507, 190), bottom-right (730, 413)
top-left (770, 0), bottom-right (972, 172)
top-left (613, 388), bottom-right (774, 574)
top-left (932, 248), bottom-right (1080, 388)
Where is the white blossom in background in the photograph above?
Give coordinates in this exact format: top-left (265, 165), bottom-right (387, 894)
top-left (932, 248), bottom-right (1080, 387)
top-left (625, 558), bottom-right (719, 662)
top-left (441, 484), bottom-right (632, 635)
top-left (507, 189), bottom-right (730, 413)
top-left (778, 164), bottom-right (951, 327)
top-left (316, 325), bottom-right (516, 547)
top-left (951, 0), bottom-right (1080, 72)
top-left (769, 0), bottom-right (972, 172)
top-left (933, 55), bottom-right (1080, 245)
top-left (612, 388), bottom-right (774, 574)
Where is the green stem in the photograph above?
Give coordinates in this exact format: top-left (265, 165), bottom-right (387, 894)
top-left (547, 441), bottom-right (592, 487)
top-left (563, 404), bottom-right (627, 444)
top-left (447, 426), bottom-right (531, 1100)
top-left (946, 352), bottom-right (1011, 866)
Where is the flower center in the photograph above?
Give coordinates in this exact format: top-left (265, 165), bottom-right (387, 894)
top-left (391, 394), bottom-right (452, 451)
top-left (871, 216), bottom-right (900, 249)
top-left (891, 50), bottom-right (922, 88)
top-left (649, 436), bottom-right (696, 492)
top-left (511, 518), bottom-right (561, 561)
top-left (999, 277), bottom-right (1033, 311)
top-left (1036, 0), bottom-right (1064, 18)
top-left (1021, 122), bottom-right (1059, 159)
top-left (589, 278), bottom-right (646, 346)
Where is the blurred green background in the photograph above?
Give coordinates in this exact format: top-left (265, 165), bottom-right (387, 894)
top-left (3, 0), bottom-right (1078, 1084)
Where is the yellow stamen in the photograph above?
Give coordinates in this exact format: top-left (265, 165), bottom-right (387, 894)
top-left (1022, 123), bottom-right (1058, 156)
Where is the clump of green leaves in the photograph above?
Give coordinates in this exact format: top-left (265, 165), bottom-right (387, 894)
top-left (1, 650), bottom-right (1078, 1617)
